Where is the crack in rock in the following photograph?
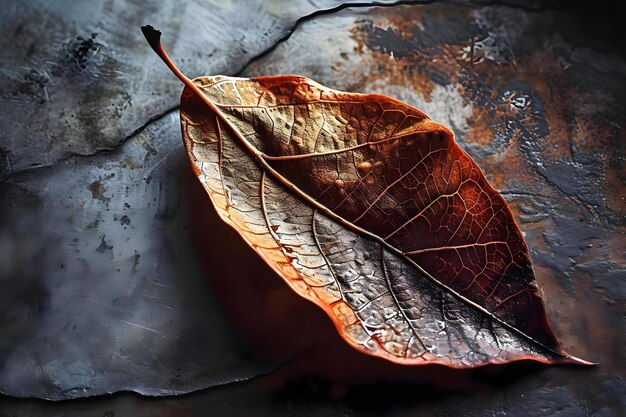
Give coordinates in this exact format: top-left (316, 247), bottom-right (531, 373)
top-left (0, 106), bottom-right (178, 184)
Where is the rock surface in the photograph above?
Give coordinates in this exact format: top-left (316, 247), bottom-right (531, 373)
top-left (0, 0), bottom-right (624, 415)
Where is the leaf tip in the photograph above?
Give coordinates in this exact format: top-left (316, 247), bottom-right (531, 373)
top-left (561, 354), bottom-right (597, 366)
top-left (141, 25), bottom-right (162, 53)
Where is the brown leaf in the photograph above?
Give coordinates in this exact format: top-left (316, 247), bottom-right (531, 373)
top-left (142, 25), bottom-right (591, 368)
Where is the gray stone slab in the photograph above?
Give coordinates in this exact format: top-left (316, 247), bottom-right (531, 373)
top-left (0, 0), bottom-right (624, 415)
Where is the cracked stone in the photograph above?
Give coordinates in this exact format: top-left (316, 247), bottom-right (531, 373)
top-left (0, 0), bottom-right (624, 414)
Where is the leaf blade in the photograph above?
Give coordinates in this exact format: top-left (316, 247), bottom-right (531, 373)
top-left (180, 74), bottom-right (589, 367)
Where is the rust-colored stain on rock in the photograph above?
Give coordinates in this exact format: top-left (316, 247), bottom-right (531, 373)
top-left (347, 3), bottom-right (624, 372)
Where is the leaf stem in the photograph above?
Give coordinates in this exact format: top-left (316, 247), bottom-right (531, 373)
top-left (140, 25), bottom-right (222, 117)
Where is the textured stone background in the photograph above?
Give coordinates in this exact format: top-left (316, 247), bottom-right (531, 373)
top-left (0, 0), bottom-right (624, 415)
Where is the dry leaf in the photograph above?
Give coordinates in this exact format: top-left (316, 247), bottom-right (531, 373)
top-left (142, 25), bottom-right (591, 368)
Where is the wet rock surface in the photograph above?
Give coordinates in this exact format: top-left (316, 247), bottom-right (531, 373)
top-left (0, 0), bottom-right (624, 415)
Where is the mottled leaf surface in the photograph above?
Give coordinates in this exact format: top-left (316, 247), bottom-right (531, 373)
top-left (180, 75), bottom-right (586, 367)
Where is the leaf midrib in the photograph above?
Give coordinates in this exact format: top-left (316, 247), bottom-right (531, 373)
top-left (193, 81), bottom-right (571, 362)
